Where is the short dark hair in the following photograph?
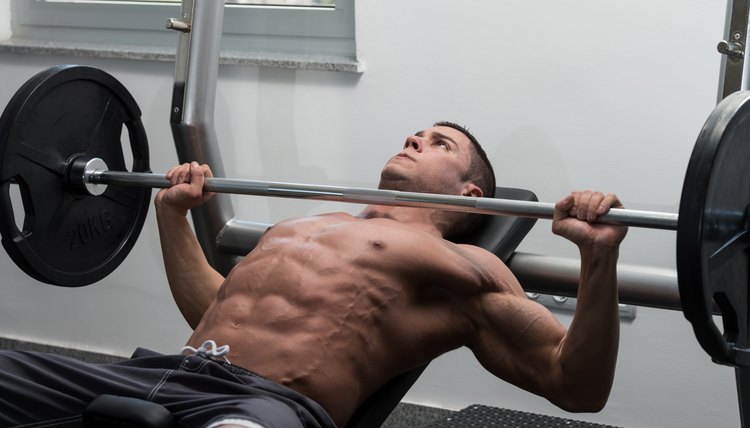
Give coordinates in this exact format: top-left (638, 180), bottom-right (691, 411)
top-left (433, 121), bottom-right (496, 198)
top-left (433, 121), bottom-right (497, 240)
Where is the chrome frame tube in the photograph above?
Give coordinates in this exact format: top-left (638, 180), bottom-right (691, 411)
top-left (718, 0), bottom-right (750, 100)
top-left (88, 170), bottom-right (679, 230)
top-left (170, 0), bottom-right (238, 274)
top-left (216, 219), bottom-right (272, 255)
top-left (508, 253), bottom-right (683, 312)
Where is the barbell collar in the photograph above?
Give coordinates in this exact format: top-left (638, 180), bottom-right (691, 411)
top-left (84, 159), bottom-right (679, 231)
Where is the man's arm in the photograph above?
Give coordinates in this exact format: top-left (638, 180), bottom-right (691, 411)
top-left (155, 162), bottom-right (225, 329)
top-left (469, 191), bottom-right (627, 412)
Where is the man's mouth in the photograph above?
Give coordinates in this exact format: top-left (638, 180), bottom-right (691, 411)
top-left (394, 153), bottom-right (414, 162)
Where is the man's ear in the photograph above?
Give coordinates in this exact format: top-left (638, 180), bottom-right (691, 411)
top-left (462, 182), bottom-right (483, 198)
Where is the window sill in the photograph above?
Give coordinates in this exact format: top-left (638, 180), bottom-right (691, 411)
top-left (0, 38), bottom-right (364, 73)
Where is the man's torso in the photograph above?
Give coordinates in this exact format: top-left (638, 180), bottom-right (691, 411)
top-left (187, 212), bottom-right (515, 425)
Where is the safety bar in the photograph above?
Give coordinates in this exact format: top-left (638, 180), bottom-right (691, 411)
top-left (216, 219), bottom-right (271, 254)
top-left (508, 253), bottom-right (682, 311)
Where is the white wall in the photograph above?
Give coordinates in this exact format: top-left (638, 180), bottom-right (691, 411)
top-left (0, 1), bottom-right (738, 427)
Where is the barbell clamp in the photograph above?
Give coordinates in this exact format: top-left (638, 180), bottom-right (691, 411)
top-left (68, 156), bottom-right (108, 196)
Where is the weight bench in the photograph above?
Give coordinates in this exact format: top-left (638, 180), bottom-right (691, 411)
top-left (83, 186), bottom-right (537, 428)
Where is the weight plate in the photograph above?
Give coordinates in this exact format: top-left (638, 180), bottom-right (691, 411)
top-left (0, 65), bottom-right (151, 287)
top-left (678, 90), bottom-right (750, 366)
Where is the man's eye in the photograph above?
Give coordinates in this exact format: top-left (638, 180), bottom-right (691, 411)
top-left (437, 141), bottom-right (449, 149)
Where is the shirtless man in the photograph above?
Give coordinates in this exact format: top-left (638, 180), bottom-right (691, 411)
top-left (155, 122), bottom-right (627, 427)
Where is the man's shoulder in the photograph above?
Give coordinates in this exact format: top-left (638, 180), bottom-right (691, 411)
top-left (449, 242), bottom-right (527, 295)
top-left (453, 241), bottom-right (502, 262)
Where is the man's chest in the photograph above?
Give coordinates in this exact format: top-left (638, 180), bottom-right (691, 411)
top-left (256, 216), bottom-right (489, 297)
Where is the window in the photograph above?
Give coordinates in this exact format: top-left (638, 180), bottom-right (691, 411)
top-left (128, 1), bottom-right (335, 5)
top-left (7, 0), bottom-right (358, 71)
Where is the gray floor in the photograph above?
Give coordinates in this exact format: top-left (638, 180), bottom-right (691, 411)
top-left (0, 337), bottom-right (125, 363)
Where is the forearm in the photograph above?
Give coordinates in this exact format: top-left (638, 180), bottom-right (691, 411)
top-left (556, 245), bottom-right (620, 410)
top-left (156, 200), bottom-right (225, 329)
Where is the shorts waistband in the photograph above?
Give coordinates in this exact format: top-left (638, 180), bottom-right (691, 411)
top-left (214, 359), bottom-right (267, 379)
top-left (179, 340), bottom-right (267, 379)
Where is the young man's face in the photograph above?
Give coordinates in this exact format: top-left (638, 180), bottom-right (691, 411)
top-left (379, 125), bottom-right (482, 198)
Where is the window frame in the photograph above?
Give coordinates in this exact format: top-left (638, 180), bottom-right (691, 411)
top-left (7, 0), bottom-right (359, 71)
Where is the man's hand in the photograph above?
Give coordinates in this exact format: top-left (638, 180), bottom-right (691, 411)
top-left (154, 161), bottom-right (223, 328)
top-left (547, 190), bottom-right (626, 410)
top-left (154, 162), bottom-right (215, 216)
top-left (552, 190), bottom-right (628, 249)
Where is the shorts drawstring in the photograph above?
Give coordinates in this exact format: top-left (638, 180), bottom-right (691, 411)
top-left (181, 340), bottom-right (231, 364)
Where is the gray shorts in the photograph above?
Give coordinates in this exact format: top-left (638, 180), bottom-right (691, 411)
top-left (0, 347), bottom-right (335, 428)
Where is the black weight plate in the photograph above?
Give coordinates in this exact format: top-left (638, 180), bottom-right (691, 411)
top-left (0, 65), bottom-right (151, 287)
top-left (678, 90), bottom-right (750, 366)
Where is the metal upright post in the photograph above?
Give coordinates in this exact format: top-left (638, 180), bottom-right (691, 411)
top-left (718, 0), bottom-right (750, 99)
top-left (736, 367), bottom-right (750, 428)
top-left (169, 0), bottom-right (239, 274)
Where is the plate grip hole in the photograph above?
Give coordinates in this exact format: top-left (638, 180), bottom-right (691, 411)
top-left (714, 291), bottom-right (739, 343)
top-left (10, 177), bottom-right (34, 236)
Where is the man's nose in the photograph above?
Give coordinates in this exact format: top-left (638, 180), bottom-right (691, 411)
top-left (405, 135), bottom-right (423, 152)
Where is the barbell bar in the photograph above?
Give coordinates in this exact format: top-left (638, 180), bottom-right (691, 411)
top-left (78, 158), bottom-right (680, 230)
top-left (1, 65), bottom-right (750, 369)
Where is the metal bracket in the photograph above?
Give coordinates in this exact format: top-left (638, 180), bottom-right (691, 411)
top-left (166, 18), bottom-right (191, 33)
top-left (526, 293), bottom-right (637, 322)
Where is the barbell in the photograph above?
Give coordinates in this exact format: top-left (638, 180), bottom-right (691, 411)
top-left (78, 158), bottom-right (679, 229)
top-left (0, 65), bottom-right (748, 368)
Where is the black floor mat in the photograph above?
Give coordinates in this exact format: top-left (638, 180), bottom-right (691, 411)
top-left (424, 404), bottom-right (621, 428)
